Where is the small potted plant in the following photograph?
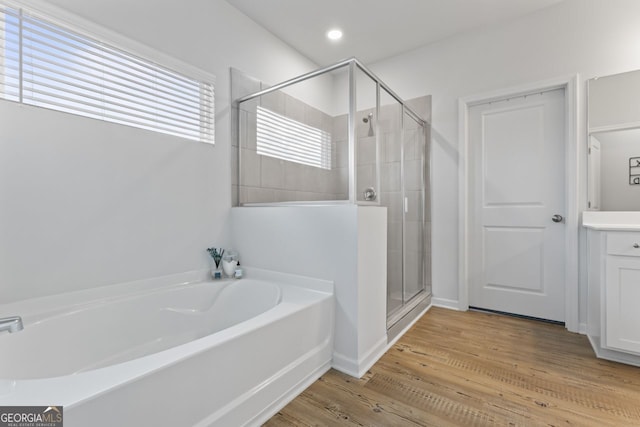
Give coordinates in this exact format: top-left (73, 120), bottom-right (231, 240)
top-left (206, 247), bottom-right (224, 279)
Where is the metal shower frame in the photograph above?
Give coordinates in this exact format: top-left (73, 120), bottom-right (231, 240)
top-left (234, 57), bottom-right (427, 205)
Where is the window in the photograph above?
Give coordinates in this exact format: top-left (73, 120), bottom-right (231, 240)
top-left (0, 3), bottom-right (214, 143)
top-left (256, 106), bottom-right (332, 169)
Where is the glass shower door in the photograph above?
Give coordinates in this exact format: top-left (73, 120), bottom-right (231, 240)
top-left (383, 100), bottom-right (427, 326)
top-left (379, 89), bottom-right (404, 318)
top-left (402, 111), bottom-right (425, 302)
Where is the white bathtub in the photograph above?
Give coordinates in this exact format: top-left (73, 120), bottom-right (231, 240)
top-left (0, 268), bottom-right (334, 426)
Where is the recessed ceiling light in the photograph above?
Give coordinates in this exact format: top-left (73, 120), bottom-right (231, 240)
top-left (326, 29), bottom-right (343, 41)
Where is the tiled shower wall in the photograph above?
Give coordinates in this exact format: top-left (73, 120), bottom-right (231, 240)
top-left (231, 69), bottom-right (346, 205)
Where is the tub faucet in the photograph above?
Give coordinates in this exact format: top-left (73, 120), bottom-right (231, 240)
top-left (0, 316), bottom-right (24, 333)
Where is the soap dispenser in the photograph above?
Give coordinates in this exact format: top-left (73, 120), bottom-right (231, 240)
top-left (234, 261), bottom-right (244, 279)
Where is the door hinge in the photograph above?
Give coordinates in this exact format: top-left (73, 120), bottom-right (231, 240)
top-left (588, 147), bottom-right (591, 155)
top-left (588, 201), bottom-right (591, 208)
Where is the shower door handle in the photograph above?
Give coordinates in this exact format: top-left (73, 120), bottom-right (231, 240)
top-left (404, 197), bottom-right (408, 213)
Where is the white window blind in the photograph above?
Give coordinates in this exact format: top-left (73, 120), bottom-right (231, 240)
top-left (256, 106), bottom-right (331, 169)
top-left (0, 4), bottom-right (214, 143)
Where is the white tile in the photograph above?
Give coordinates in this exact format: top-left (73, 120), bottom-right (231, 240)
top-left (240, 149), bottom-right (261, 187)
top-left (295, 191), bottom-right (314, 201)
top-left (337, 167), bottom-right (349, 195)
top-left (404, 250), bottom-right (424, 295)
top-left (388, 220), bottom-right (403, 251)
top-left (404, 159), bottom-right (423, 191)
top-left (282, 190), bottom-right (299, 202)
top-left (335, 139), bottom-right (349, 169)
top-left (286, 161), bottom-right (317, 192)
top-left (321, 113), bottom-right (333, 134)
top-left (405, 221), bottom-right (423, 253)
top-left (284, 161), bottom-right (303, 191)
top-left (260, 90), bottom-right (285, 115)
top-left (309, 167), bottom-right (325, 193)
top-left (332, 114), bottom-right (348, 139)
top-left (328, 168), bottom-right (342, 194)
top-left (387, 249), bottom-right (403, 291)
top-left (384, 133), bottom-right (401, 163)
top-left (247, 187), bottom-right (276, 203)
top-left (273, 189), bottom-right (297, 202)
top-left (381, 162), bottom-right (401, 192)
top-left (239, 111), bottom-right (257, 151)
top-left (285, 95), bottom-right (306, 123)
top-left (404, 129), bottom-right (419, 160)
top-left (357, 136), bottom-right (377, 165)
top-left (356, 164), bottom-right (375, 200)
top-left (260, 155), bottom-right (285, 189)
top-left (319, 168), bottom-right (334, 194)
top-left (380, 191), bottom-right (402, 222)
top-left (378, 102), bottom-right (402, 132)
top-left (304, 104), bottom-right (324, 129)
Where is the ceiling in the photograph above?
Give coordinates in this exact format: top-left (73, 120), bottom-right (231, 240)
top-left (225, 0), bottom-right (565, 65)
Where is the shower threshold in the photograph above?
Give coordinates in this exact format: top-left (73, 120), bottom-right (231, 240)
top-left (387, 291), bottom-right (431, 342)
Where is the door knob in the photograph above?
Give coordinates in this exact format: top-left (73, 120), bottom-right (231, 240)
top-left (552, 214), bottom-right (564, 223)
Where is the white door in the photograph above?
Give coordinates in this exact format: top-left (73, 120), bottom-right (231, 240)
top-left (469, 89), bottom-right (566, 322)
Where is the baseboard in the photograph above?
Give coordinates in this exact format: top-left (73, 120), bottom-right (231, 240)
top-left (432, 297), bottom-right (462, 310)
top-left (587, 334), bottom-right (640, 368)
top-left (332, 335), bottom-right (388, 379)
top-left (333, 302), bottom-right (434, 379)
top-left (356, 336), bottom-right (390, 378)
top-left (578, 322), bottom-right (587, 335)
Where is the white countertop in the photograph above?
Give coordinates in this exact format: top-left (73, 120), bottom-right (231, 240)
top-left (582, 211), bottom-right (640, 231)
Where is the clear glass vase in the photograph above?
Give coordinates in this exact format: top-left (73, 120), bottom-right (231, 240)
top-left (222, 250), bottom-right (239, 278)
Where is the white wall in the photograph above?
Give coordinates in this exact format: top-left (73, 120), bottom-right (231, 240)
top-left (367, 0), bottom-right (640, 323)
top-left (7, 0), bottom-right (640, 325)
top-left (230, 206), bottom-right (388, 377)
top-left (0, 0), bottom-right (321, 303)
top-left (588, 69), bottom-right (640, 130)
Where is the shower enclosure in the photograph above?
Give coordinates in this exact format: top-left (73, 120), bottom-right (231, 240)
top-left (233, 58), bottom-right (431, 331)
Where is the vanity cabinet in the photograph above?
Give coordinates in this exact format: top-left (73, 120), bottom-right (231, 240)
top-left (584, 69), bottom-right (640, 366)
top-left (604, 233), bottom-right (640, 354)
top-left (584, 212), bottom-right (640, 366)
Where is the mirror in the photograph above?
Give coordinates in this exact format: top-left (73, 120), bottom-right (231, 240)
top-left (588, 69), bottom-right (640, 211)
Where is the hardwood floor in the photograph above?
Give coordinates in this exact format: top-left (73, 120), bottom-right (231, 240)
top-left (265, 307), bottom-right (640, 426)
